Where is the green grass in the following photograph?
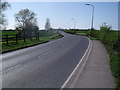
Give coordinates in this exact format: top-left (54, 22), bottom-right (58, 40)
top-left (2, 30), bottom-right (17, 35)
top-left (88, 36), bottom-right (98, 40)
top-left (0, 30), bottom-right (17, 39)
top-left (64, 30), bottom-right (89, 36)
top-left (2, 34), bottom-right (64, 53)
top-left (2, 38), bottom-right (47, 53)
top-left (64, 30), bottom-right (119, 89)
top-left (106, 45), bottom-right (120, 89)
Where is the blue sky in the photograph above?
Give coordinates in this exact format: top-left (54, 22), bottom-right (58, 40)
top-left (5, 2), bottom-right (118, 30)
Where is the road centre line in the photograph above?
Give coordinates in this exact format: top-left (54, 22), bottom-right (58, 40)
top-left (38, 48), bottom-right (57, 57)
top-left (38, 41), bottom-right (71, 57)
top-left (42, 49), bottom-right (57, 55)
top-left (0, 64), bottom-right (21, 75)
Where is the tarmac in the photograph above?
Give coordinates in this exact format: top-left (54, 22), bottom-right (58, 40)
top-left (64, 40), bottom-right (115, 88)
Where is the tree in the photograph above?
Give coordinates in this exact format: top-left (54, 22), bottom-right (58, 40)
top-left (45, 18), bottom-right (51, 30)
top-left (0, 0), bottom-right (10, 30)
top-left (100, 22), bottom-right (112, 31)
top-left (33, 26), bottom-right (39, 34)
top-left (100, 23), bottom-right (112, 44)
top-left (15, 9), bottom-right (38, 33)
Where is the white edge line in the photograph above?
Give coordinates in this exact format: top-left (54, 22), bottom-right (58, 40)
top-left (70, 39), bottom-right (92, 88)
top-left (61, 36), bottom-right (91, 89)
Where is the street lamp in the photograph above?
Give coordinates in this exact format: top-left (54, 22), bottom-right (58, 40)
top-left (85, 3), bottom-right (94, 30)
top-left (72, 18), bottom-right (76, 29)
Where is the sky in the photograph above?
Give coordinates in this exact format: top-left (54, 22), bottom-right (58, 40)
top-left (5, 1), bottom-right (118, 30)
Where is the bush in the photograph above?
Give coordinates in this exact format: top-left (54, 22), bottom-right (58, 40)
top-left (90, 23), bottom-right (118, 51)
top-left (64, 30), bottom-right (76, 34)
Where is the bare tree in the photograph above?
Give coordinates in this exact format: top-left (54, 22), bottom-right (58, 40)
top-left (45, 18), bottom-right (51, 30)
top-left (0, 0), bottom-right (10, 30)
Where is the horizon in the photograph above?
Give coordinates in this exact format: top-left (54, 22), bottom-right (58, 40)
top-left (4, 1), bottom-right (118, 30)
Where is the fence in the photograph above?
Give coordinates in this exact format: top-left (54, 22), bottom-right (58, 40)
top-left (0, 32), bottom-right (40, 45)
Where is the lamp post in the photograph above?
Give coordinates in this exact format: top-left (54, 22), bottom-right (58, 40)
top-left (85, 3), bottom-right (94, 30)
top-left (72, 18), bottom-right (76, 29)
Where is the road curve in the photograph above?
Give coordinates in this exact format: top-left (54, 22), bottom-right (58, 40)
top-left (1, 32), bottom-right (89, 88)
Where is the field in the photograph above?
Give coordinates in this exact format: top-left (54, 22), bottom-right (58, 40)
top-left (2, 30), bottom-right (17, 35)
top-left (1, 30), bottom-right (63, 53)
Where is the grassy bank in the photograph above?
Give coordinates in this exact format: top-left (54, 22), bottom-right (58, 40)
top-left (1, 31), bottom-right (63, 53)
top-left (106, 45), bottom-right (120, 89)
top-left (64, 29), bottom-right (119, 89)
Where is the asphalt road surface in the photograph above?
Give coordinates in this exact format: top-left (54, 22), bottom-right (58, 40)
top-left (1, 32), bottom-right (89, 88)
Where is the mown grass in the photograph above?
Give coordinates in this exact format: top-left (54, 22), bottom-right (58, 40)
top-left (88, 36), bottom-right (98, 40)
top-left (2, 30), bottom-right (17, 35)
top-left (2, 33), bottom-right (63, 53)
top-left (0, 30), bottom-right (18, 39)
top-left (2, 37), bottom-right (48, 53)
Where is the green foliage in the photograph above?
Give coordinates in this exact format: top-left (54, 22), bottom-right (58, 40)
top-left (100, 23), bottom-right (112, 31)
top-left (91, 23), bottom-right (119, 51)
top-left (64, 29), bottom-right (91, 36)
top-left (15, 9), bottom-right (38, 34)
top-left (88, 36), bottom-right (98, 40)
top-left (38, 30), bottom-right (57, 37)
top-left (64, 30), bottom-right (76, 34)
top-left (2, 30), bottom-right (63, 53)
top-left (64, 27), bottom-right (119, 89)
top-left (0, 0), bottom-right (10, 30)
top-left (88, 23), bottom-right (119, 89)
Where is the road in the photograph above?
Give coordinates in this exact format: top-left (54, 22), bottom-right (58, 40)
top-left (1, 32), bottom-right (89, 88)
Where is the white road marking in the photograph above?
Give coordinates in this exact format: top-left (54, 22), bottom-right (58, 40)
top-left (69, 40), bottom-right (92, 88)
top-left (61, 37), bottom-right (92, 89)
top-left (38, 48), bottom-right (57, 57)
top-left (38, 40), bottom-right (71, 58)
top-left (0, 64), bottom-right (21, 75)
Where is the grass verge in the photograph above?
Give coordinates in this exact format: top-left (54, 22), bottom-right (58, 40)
top-left (88, 36), bottom-right (98, 40)
top-left (64, 30), bottom-right (119, 89)
top-left (2, 34), bottom-right (63, 54)
top-left (105, 45), bottom-right (120, 89)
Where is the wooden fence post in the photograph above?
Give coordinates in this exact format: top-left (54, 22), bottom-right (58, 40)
top-left (18, 33), bottom-right (20, 40)
top-left (31, 33), bottom-right (32, 41)
top-left (36, 33), bottom-right (37, 40)
top-left (16, 34), bottom-right (18, 44)
top-left (23, 31), bottom-right (26, 43)
top-left (38, 33), bottom-right (39, 40)
top-left (6, 35), bottom-right (8, 45)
